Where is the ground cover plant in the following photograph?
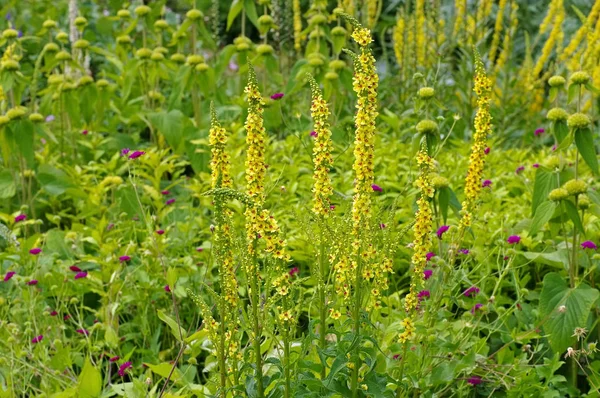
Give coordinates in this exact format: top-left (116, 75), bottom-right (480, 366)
top-left (1, 0), bottom-right (600, 396)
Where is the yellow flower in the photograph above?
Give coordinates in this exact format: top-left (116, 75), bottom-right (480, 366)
top-left (533, 0), bottom-right (564, 78)
top-left (488, 0), bottom-right (508, 62)
top-left (293, 0), bottom-right (302, 51)
top-left (209, 103), bottom-right (233, 189)
top-left (453, 0), bottom-right (467, 39)
top-left (393, 12), bottom-right (405, 70)
top-left (415, 0), bottom-right (425, 66)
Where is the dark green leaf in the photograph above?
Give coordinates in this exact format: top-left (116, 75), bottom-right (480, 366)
top-left (553, 120), bottom-right (568, 144)
top-left (574, 128), bottom-right (599, 174)
top-left (563, 200), bottom-right (584, 233)
top-left (530, 200), bottom-right (558, 235)
top-left (532, 168), bottom-right (556, 216)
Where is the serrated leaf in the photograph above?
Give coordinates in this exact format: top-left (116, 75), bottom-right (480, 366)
top-left (574, 128), bottom-right (599, 174)
top-left (539, 273), bottom-right (599, 354)
top-left (531, 200), bottom-right (558, 235)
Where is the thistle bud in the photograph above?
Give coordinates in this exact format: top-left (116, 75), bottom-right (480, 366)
top-left (186, 9), bottom-right (203, 21)
top-left (570, 71), bottom-right (590, 85)
top-left (134, 5), bottom-right (151, 17)
top-left (567, 113), bottom-right (591, 129)
top-left (416, 119), bottom-right (438, 134)
top-left (548, 75), bottom-right (565, 87)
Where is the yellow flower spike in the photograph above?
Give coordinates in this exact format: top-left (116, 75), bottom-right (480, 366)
top-left (453, 0), bottom-right (467, 39)
top-left (393, 11), bottom-right (405, 70)
top-left (458, 50), bottom-right (492, 235)
top-left (293, 0), bottom-right (302, 51)
top-left (209, 103), bottom-right (233, 190)
top-left (533, 0), bottom-right (564, 79)
top-left (488, 0), bottom-right (508, 62)
top-left (307, 74), bottom-right (334, 217)
top-left (415, 0), bottom-right (425, 66)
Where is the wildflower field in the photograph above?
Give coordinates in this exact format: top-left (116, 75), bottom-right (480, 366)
top-left (1, 0), bottom-right (600, 396)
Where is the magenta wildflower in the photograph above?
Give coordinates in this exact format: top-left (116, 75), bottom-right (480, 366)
top-left (161, 190), bottom-right (170, 195)
top-left (470, 303), bottom-right (483, 314)
top-left (69, 265), bottom-right (82, 272)
top-left (581, 241), bottom-right (597, 250)
top-left (14, 214), bottom-right (26, 223)
top-left (74, 271), bottom-right (88, 280)
top-left (371, 184), bottom-right (383, 192)
top-left (27, 280), bottom-right (38, 286)
top-left (463, 286), bottom-right (480, 297)
top-left (166, 198), bottom-right (176, 205)
top-left (128, 151), bottom-right (145, 159)
top-left (393, 354), bottom-right (401, 360)
top-left (164, 285), bottom-right (171, 292)
top-left (31, 335), bottom-right (43, 344)
top-left (503, 255), bottom-right (510, 261)
top-left (156, 229), bottom-right (165, 235)
top-left (437, 225), bottom-right (449, 239)
top-left (515, 166), bottom-right (525, 174)
top-left (534, 128), bottom-right (545, 136)
top-left (29, 248), bottom-right (42, 255)
top-left (330, 205), bottom-right (335, 210)
top-left (467, 376), bottom-right (482, 385)
top-left (423, 269), bottom-right (433, 280)
top-left (82, 130), bottom-right (89, 135)
top-left (482, 180), bottom-right (492, 188)
top-left (109, 356), bottom-right (120, 362)
top-left (118, 361), bottom-right (132, 377)
top-left (3, 271), bottom-right (15, 282)
top-left (533, 163), bottom-right (540, 168)
top-left (507, 235), bottom-right (521, 244)
top-left (417, 290), bottom-right (430, 300)
top-left (64, 314), bottom-right (71, 320)
top-left (50, 310), bottom-right (58, 316)
top-left (310, 130), bottom-right (317, 137)
top-left (121, 148), bottom-right (130, 156)
top-left (552, 144), bottom-right (557, 151)
top-left (459, 249), bottom-right (470, 255)
top-left (380, 223), bottom-right (386, 229)
top-left (426, 252), bottom-right (435, 261)
top-left (196, 247), bottom-right (204, 252)
top-left (484, 147), bottom-right (490, 155)
top-left (270, 92), bottom-right (284, 100)
top-left (76, 329), bottom-right (89, 336)
top-left (289, 267), bottom-right (299, 277)
top-left (119, 255), bottom-right (131, 262)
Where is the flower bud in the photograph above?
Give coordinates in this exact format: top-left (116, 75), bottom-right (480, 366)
top-left (6, 107), bottom-right (26, 120)
top-left (74, 17), bottom-right (88, 28)
top-left (256, 44), bottom-right (274, 55)
top-left (563, 179), bottom-right (587, 196)
top-left (117, 9), bottom-right (131, 19)
top-left (29, 113), bottom-right (44, 123)
top-left (548, 75), bottom-right (565, 87)
top-left (134, 5), bottom-right (151, 17)
top-left (186, 9), bottom-right (203, 21)
top-left (96, 79), bottom-right (109, 88)
top-left (171, 53), bottom-right (186, 63)
top-left (418, 87), bottom-right (435, 99)
top-left (546, 107), bottom-right (568, 121)
top-left (331, 26), bottom-right (347, 36)
top-left (186, 54), bottom-right (205, 65)
top-left (325, 71), bottom-right (339, 80)
top-left (56, 31), bottom-right (69, 42)
top-left (195, 62), bottom-right (209, 72)
top-left (416, 119), bottom-right (438, 134)
top-left (43, 20), bottom-right (57, 30)
top-left (0, 115), bottom-right (9, 127)
top-left (154, 19), bottom-right (169, 30)
top-left (309, 14), bottom-right (327, 25)
top-left (150, 51), bottom-right (164, 61)
top-left (578, 195), bottom-right (590, 210)
top-left (2, 29), bottom-right (18, 39)
top-left (567, 113), bottom-right (591, 129)
top-left (548, 188), bottom-right (569, 201)
top-left (56, 51), bottom-right (72, 61)
top-left (1, 59), bottom-right (19, 71)
top-left (116, 35), bottom-right (132, 45)
top-left (73, 39), bottom-right (89, 50)
top-left (570, 71), bottom-right (590, 85)
top-left (136, 48), bottom-right (152, 59)
top-left (44, 42), bottom-right (60, 53)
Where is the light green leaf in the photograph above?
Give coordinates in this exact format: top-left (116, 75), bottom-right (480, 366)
top-left (145, 362), bottom-right (183, 383)
top-left (532, 168), bottom-right (557, 216)
top-left (157, 309), bottom-right (186, 341)
top-left (0, 169), bottom-right (16, 199)
top-left (226, 0), bottom-right (244, 31)
top-left (530, 201), bottom-right (558, 235)
top-left (539, 272), bottom-right (599, 353)
top-left (78, 357), bottom-right (102, 398)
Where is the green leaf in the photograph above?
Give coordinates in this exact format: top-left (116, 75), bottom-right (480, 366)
top-left (226, 0), bottom-right (244, 31)
top-left (532, 168), bottom-right (557, 216)
top-left (430, 361), bottom-right (455, 385)
top-left (549, 87), bottom-right (558, 103)
top-left (585, 82), bottom-right (600, 95)
top-left (438, 187), bottom-right (449, 223)
top-left (148, 110), bottom-right (186, 153)
top-left (539, 273), bottom-right (599, 353)
top-left (37, 165), bottom-right (76, 196)
top-left (157, 309), bottom-right (186, 341)
top-left (563, 200), bottom-right (584, 233)
top-left (567, 83), bottom-right (579, 104)
top-left (115, 186), bottom-right (144, 219)
top-left (530, 201), bottom-right (558, 235)
top-left (10, 120), bottom-right (35, 167)
top-left (145, 362), bottom-right (183, 383)
top-left (553, 120), bottom-right (568, 144)
top-left (78, 357), bottom-right (102, 398)
top-left (574, 128), bottom-right (599, 174)
top-left (0, 169), bottom-right (16, 199)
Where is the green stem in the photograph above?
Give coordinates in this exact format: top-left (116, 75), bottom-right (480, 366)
top-left (250, 264), bottom-right (264, 398)
top-left (351, 247), bottom-right (362, 398)
top-left (319, 227), bottom-right (327, 380)
top-left (284, 321), bottom-right (291, 398)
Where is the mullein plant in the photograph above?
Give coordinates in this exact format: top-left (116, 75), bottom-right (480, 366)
top-left (333, 12), bottom-right (381, 397)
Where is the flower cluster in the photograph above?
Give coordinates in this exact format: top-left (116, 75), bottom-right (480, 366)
top-left (308, 75), bottom-right (334, 217)
top-left (399, 145), bottom-right (434, 343)
top-left (244, 63), bottom-right (267, 207)
top-left (209, 103), bottom-right (233, 189)
top-left (293, 0), bottom-right (302, 51)
top-left (459, 51), bottom-right (492, 232)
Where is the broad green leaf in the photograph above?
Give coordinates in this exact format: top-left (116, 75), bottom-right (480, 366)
top-left (37, 165), bottom-right (75, 196)
top-left (78, 357), bottom-right (102, 398)
top-left (567, 83), bottom-right (579, 104)
top-left (46, 229), bottom-right (73, 259)
top-left (530, 201), bottom-right (558, 235)
top-left (148, 110), bottom-right (186, 153)
top-left (522, 250), bottom-right (569, 268)
top-left (10, 120), bottom-right (35, 167)
top-left (553, 120), bottom-right (568, 144)
top-left (539, 272), bottom-right (599, 354)
top-left (226, 0), bottom-right (244, 31)
top-left (157, 309), bottom-right (186, 341)
top-left (574, 128), bottom-right (599, 174)
top-left (0, 169), bottom-right (16, 199)
top-left (531, 168), bottom-right (556, 216)
top-left (243, 0), bottom-right (259, 28)
top-left (145, 362), bottom-right (183, 383)
top-left (563, 200), bottom-right (584, 233)
top-left (116, 186), bottom-right (144, 219)
top-left (438, 187), bottom-right (449, 223)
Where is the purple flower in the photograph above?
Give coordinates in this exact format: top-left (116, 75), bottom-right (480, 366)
top-left (156, 229), bottom-right (165, 235)
top-left (380, 223), bottom-right (386, 229)
top-left (50, 310), bottom-right (58, 316)
top-left (228, 61), bottom-right (239, 71)
top-left (515, 166), bottom-right (525, 174)
top-left (459, 249), bottom-right (470, 255)
top-left (289, 267), bottom-right (299, 277)
top-left (119, 255), bottom-right (131, 262)
top-left (3, 271), bottom-right (16, 282)
top-left (507, 235), bottom-right (521, 244)
top-left (552, 144), bottom-right (557, 151)
top-left (164, 285), bottom-right (171, 292)
top-left (15, 214), bottom-right (26, 223)
top-left (166, 198), bottom-right (176, 205)
top-left (82, 130), bottom-right (89, 135)
top-left (423, 269), bottom-right (433, 280)
top-left (70, 265), bottom-right (82, 272)
top-left (310, 131), bottom-right (317, 137)
top-left (17, 30), bottom-right (22, 38)
top-left (371, 184), bottom-right (382, 192)
top-left (426, 252), bottom-right (435, 261)
top-left (196, 247), bottom-right (204, 252)
top-left (330, 205), bottom-right (335, 210)
top-left (270, 92), bottom-right (284, 100)
top-left (27, 280), bottom-right (38, 286)
top-left (103, 9), bottom-right (110, 17)
top-left (437, 225), bottom-right (449, 239)
top-left (581, 241), bottom-right (597, 250)
top-left (470, 303), bottom-right (483, 314)
top-left (45, 115), bottom-right (55, 123)
top-left (31, 335), bottom-right (44, 344)
top-left (484, 147), bottom-right (490, 155)
top-left (534, 128), bottom-right (545, 136)
top-left (417, 290), bottom-right (430, 300)
top-left (74, 271), bottom-right (88, 280)
top-left (467, 376), bottom-right (482, 386)
top-left (76, 329), bottom-right (89, 336)
top-left (29, 248), bottom-right (42, 255)
top-left (482, 180), bottom-right (492, 188)
top-left (110, 356), bottom-right (120, 362)
top-left (161, 190), bottom-right (170, 195)
top-left (533, 163), bottom-right (540, 168)
top-left (128, 151), bottom-right (145, 159)
top-left (118, 361), bottom-right (132, 377)
top-left (121, 148), bottom-right (130, 156)
top-left (463, 286), bottom-right (480, 297)
top-left (503, 255), bottom-right (510, 261)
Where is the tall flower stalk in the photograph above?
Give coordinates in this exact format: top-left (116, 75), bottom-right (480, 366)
top-left (335, 13), bottom-right (378, 398)
top-left (307, 74), bottom-right (334, 378)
